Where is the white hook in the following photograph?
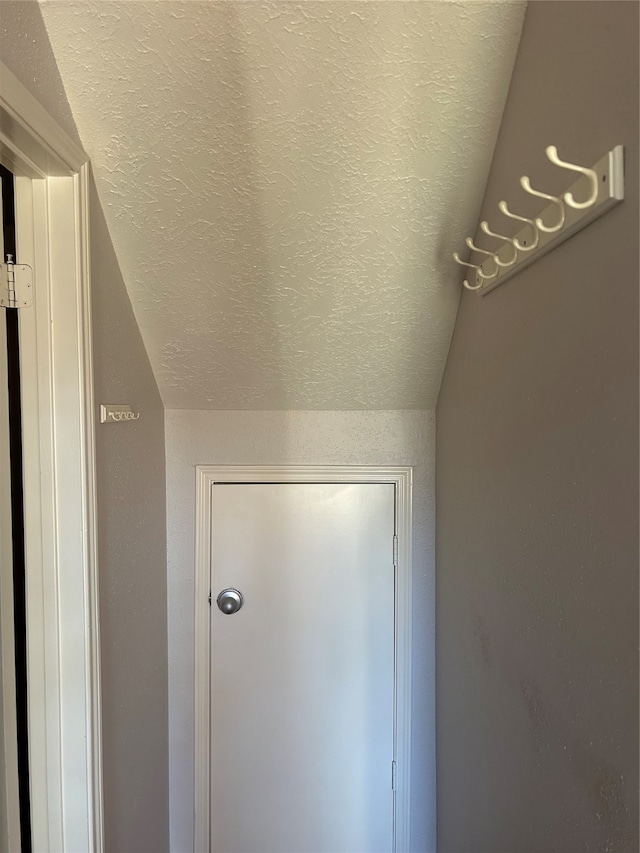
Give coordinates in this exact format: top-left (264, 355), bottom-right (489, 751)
top-left (452, 252), bottom-right (480, 271)
top-left (479, 222), bottom-right (518, 267)
top-left (452, 252), bottom-right (485, 291)
top-left (108, 410), bottom-right (140, 422)
top-left (453, 251), bottom-right (498, 281)
top-left (545, 145), bottom-right (598, 209)
top-left (520, 176), bottom-right (565, 233)
top-left (498, 201), bottom-right (539, 251)
top-left (464, 238), bottom-right (500, 279)
top-left (465, 237), bottom-right (493, 260)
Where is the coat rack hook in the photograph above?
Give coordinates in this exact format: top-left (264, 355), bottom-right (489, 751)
top-left (498, 201), bottom-right (539, 251)
top-left (479, 222), bottom-right (518, 267)
top-left (545, 145), bottom-right (598, 209)
top-left (520, 177), bottom-right (566, 233)
top-left (464, 238), bottom-right (500, 279)
top-left (464, 237), bottom-right (493, 259)
top-left (453, 251), bottom-right (496, 281)
top-left (452, 251), bottom-right (479, 271)
top-left (452, 252), bottom-right (485, 291)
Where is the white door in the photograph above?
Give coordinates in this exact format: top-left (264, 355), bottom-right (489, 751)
top-left (209, 482), bottom-right (396, 853)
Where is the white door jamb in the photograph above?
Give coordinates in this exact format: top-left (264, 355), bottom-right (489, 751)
top-left (194, 464), bottom-right (412, 853)
top-left (0, 257), bottom-right (20, 852)
top-left (0, 61), bottom-right (103, 852)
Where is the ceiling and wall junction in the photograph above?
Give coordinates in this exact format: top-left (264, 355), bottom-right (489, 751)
top-left (40, 1), bottom-right (525, 409)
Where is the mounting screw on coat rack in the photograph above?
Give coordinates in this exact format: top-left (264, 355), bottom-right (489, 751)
top-left (453, 144), bottom-right (624, 295)
top-left (100, 404), bottom-right (140, 423)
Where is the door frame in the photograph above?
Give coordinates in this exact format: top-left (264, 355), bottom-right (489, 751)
top-left (194, 464), bottom-right (412, 852)
top-left (0, 257), bottom-right (20, 851)
top-left (0, 61), bottom-right (103, 851)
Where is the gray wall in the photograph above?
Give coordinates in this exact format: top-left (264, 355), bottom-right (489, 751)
top-left (0, 5), bottom-right (170, 851)
top-left (165, 409), bottom-right (436, 852)
top-left (436, 3), bottom-right (639, 852)
top-left (91, 192), bottom-right (169, 853)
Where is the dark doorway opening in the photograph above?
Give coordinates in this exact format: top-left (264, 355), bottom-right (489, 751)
top-left (1, 163), bottom-right (33, 853)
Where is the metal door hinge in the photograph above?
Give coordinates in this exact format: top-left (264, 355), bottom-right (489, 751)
top-left (393, 535), bottom-right (398, 567)
top-left (1, 256), bottom-right (33, 308)
top-left (391, 760), bottom-right (397, 791)
top-left (208, 591), bottom-right (212, 606)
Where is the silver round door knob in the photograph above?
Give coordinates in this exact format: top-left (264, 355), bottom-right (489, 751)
top-left (216, 588), bottom-right (243, 615)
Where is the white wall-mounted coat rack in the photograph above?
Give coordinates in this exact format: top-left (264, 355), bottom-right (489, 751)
top-left (100, 404), bottom-right (140, 423)
top-left (454, 145), bottom-right (624, 296)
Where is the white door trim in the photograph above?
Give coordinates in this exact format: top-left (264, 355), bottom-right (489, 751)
top-left (0, 61), bottom-right (103, 851)
top-left (194, 464), bottom-right (412, 853)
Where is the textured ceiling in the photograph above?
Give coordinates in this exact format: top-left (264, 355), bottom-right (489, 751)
top-left (40, 1), bottom-right (525, 410)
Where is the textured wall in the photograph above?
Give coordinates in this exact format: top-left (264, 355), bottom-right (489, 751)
top-left (0, 0), bottom-right (81, 146)
top-left (1, 5), bottom-right (170, 850)
top-left (165, 409), bottom-right (435, 852)
top-left (436, 3), bottom-right (639, 851)
top-left (41, 1), bottom-right (524, 410)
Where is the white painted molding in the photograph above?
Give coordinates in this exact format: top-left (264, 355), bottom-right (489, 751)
top-left (0, 60), bottom-right (86, 177)
top-left (77, 163), bottom-right (105, 853)
top-left (16, 168), bottom-right (103, 853)
top-left (194, 465), bottom-right (412, 853)
top-left (0, 63), bottom-right (102, 852)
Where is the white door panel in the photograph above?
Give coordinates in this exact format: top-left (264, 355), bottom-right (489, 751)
top-left (210, 482), bottom-right (395, 853)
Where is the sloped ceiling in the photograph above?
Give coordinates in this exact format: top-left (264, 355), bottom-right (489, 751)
top-left (40, 0), bottom-right (525, 410)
